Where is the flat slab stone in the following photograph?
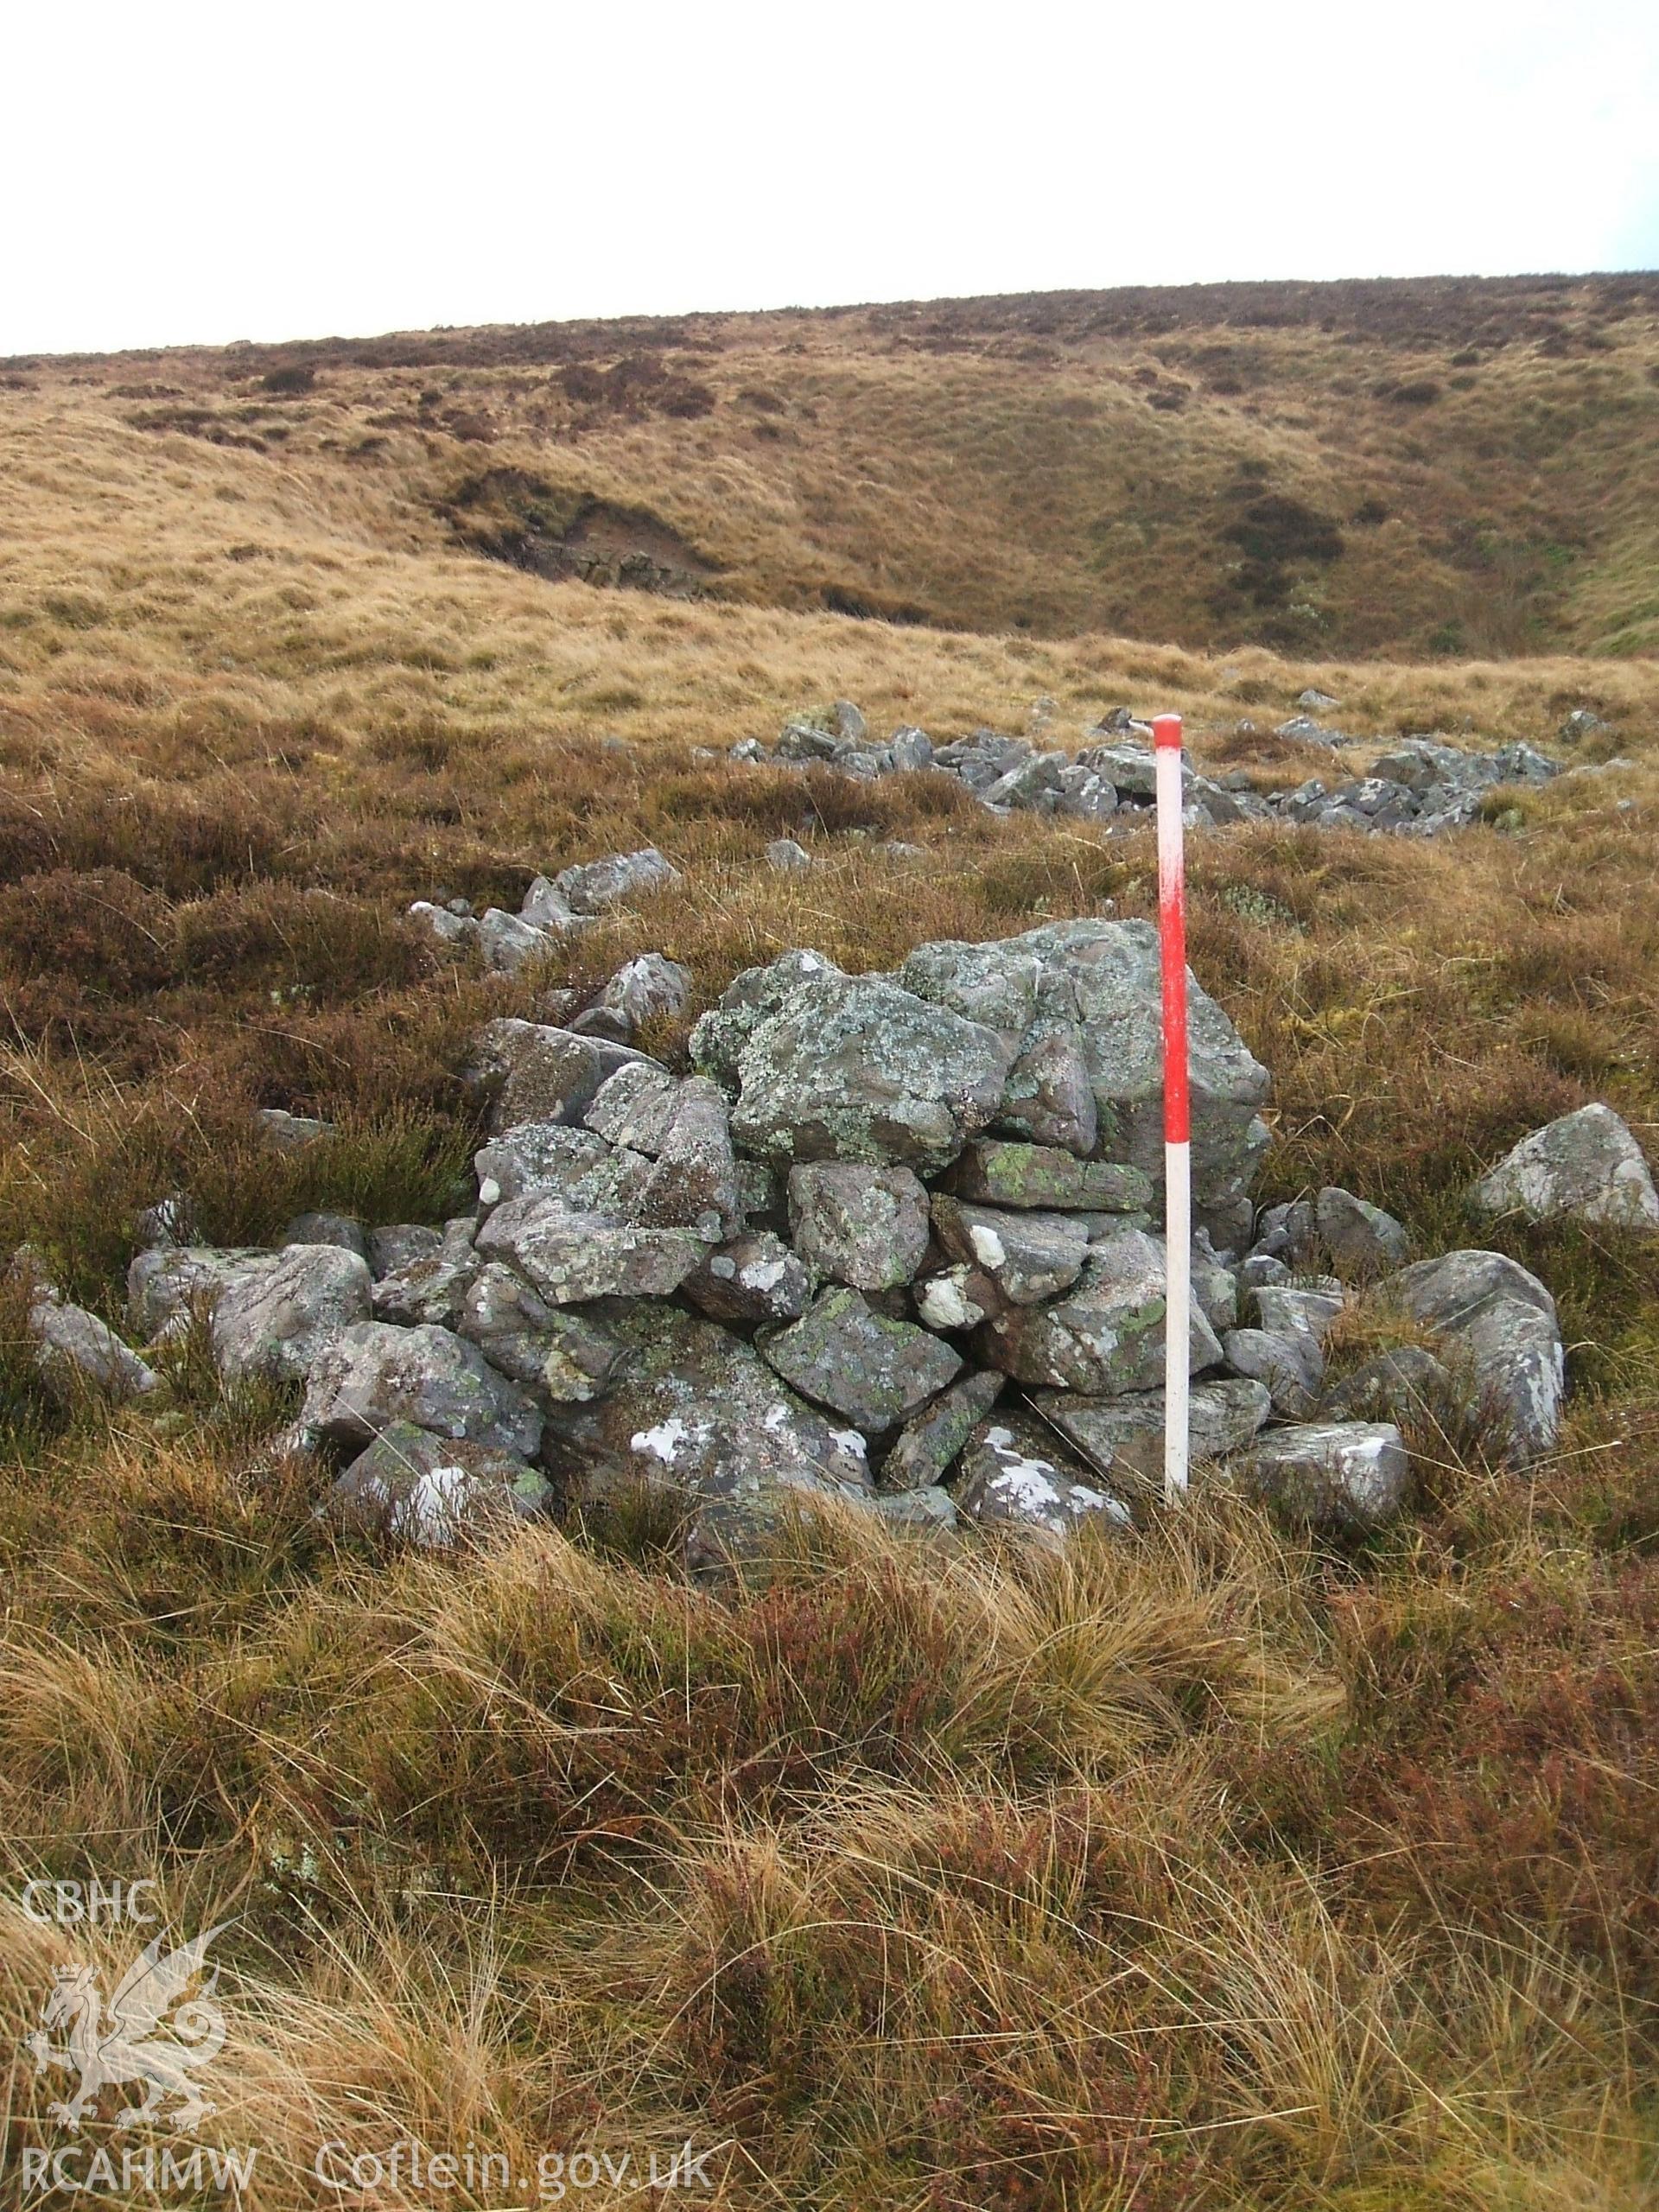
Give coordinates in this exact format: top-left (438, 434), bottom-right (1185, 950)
top-left (931, 1196), bottom-right (1088, 1306)
top-left (1033, 1376), bottom-right (1271, 1486)
top-left (475, 1197), bottom-right (709, 1306)
top-left (976, 1228), bottom-right (1224, 1394)
top-left (945, 1139), bottom-right (1152, 1213)
top-left (955, 1414), bottom-right (1130, 1542)
top-left (761, 1287), bottom-right (963, 1429)
top-left (1242, 1421), bottom-right (1409, 1533)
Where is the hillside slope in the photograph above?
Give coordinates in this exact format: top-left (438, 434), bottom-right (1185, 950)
top-left (7, 272), bottom-right (1659, 659)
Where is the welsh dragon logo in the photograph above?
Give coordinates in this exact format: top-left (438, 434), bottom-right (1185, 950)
top-left (28, 1924), bottom-right (228, 2133)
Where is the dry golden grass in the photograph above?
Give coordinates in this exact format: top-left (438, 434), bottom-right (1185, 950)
top-left (3, 285), bottom-right (1659, 2207)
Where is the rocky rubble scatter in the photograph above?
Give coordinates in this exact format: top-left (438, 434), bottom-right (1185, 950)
top-left (31, 921), bottom-right (1642, 1567)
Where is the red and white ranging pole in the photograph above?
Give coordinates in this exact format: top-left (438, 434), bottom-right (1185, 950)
top-left (1152, 711), bottom-right (1191, 1505)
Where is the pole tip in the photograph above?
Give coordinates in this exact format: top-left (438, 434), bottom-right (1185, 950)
top-left (1151, 711), bottom-right (1183, 751)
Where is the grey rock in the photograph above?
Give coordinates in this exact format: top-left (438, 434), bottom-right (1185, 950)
top-left (787, 1164), bottom-right (932, 1289)
top-left (475, 1197), bottom-right (709, 1306)
top-left (833, 699), bottom-right (868, 742)
top-left (474, 1122), bottom-right (646, 1213)
top-left (977, 1228), bottom-right (1224, 1394)
top-left (134, 1193), bottom-right (198, 1249)
top-left (683, 1231), bottom-right (813, 1325)
top-left (946, 1139), bottom-right (1152, 1212)
top-left (409, 899), bottom-right (479, 948)
top-left (1239, 1252), bottom-right (1291, 1292)
top-left (1298, 689), bottom-right (1340, 711)
top-left (1191, 1233), bottom-right (1240, 1332)
top-left (457, 1263), bottom-right (623, 1402)
top-left (869, 1484), bottom-right (958, 1531)
top-left (295, 1321), bottom-right (543, 1459)
top-left (469, 1020), bottom-right (658, 1135)
top-left (1251, 1283), bottom-right (1345, 1343)
top-left (476, 907), bottom-right (551, 976)
top-left (914, 1262), bottom-right (1007, 1333)
top-left (213, 1243), bottom-right (372, 1384)
top-left (1034, 1376), bottom-right (1271, 1488)
top-left (520, 874), bottom-right (582, 931)
top-left (583, 1062), bottom-right (684, 1155)
top-left (280, 1211), bottom-right (368, 1258)
top-left (729, 736), bottom-right (769, 762)
top-left (761, 1287), bottom-right (963, 1429)
top-left (128, 1245), bottom-right (276, 1342)
top-left (544, 1303), bottom-right (871, 1509)
top-left (1469, 1103), bottom-right (1659, 1231)
top-left (889, 727), bottom-right (933, 772)
top-left (569, 1004), bottom-right (636, 1045)
top-left (882, 1368), bottom-right (1004, 1490)
top-left (766, 837), bottom-right (811, 872)
top-left (368, 1224), bottom-right (442, 1281)
top-left (1323, 1344), bottom-right (1453, 1427)
top-left (601, 952), bottom-right (692, 1032)
top-left (1389, 1249), bottom-right (1564, 1465)
top-left (329, 1421), bottom-right (551, 1547)
top-left (931, 1197), bottom-right (1089, 1306)
top-left (554, 846), bottom-right (679, 916)
top-left (632, 1077), bottom-right (743, 1240)
top-left (1243, 1421), bottom-right (1409, 1533)
top-left (777, 719), bottom-right (843, 763)
top-left (994, 1025), bottom-right (1100, 1155)
top-left (955, 1415), bottom-right (1131, 1542)
top-left (371, 1217), bottom-right (480, 1330)
top-left (686, 948), bottom-right (844, 1090)
top-left (1315, 1186), bottom-right (1410, 1274)
top-left (256, 1108), bottom-right (333, 1152)
top-left (1221, 1325), bottom-right (1324, 1416)
top-left (22, 1278), bottom-right (158, 1406)
top-left (1560, 709), bottom-right (1611, 744)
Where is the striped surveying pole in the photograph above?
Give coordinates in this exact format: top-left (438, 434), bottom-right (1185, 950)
top-left (1153, 712), bottom-right (1191, 1504)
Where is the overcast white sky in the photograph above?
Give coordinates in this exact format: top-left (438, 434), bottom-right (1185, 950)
top-left (5, 0), bottom-right (1656, 357)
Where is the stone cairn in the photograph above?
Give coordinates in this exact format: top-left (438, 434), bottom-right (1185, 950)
top-left (18, 888), bottom-right (1646, 1567)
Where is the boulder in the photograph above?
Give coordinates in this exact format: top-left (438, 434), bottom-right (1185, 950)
top-left (467, 1020), bottom-right (657, 1135)
top-left (683, 1232), bottom-right (814, 1325)
top-left (370, 1217), bottom-right (480, 1330)
top-left (945, 1139), bottom-right (1151, 1213)
top-left (294, 1321), bottom-right (543, 1459)
top-left (955, 1415), bottom-right (1131, 1542)
top-left (1469, 1104), bottom-right (1659, 1231)
top-left (889, 728), bottom-right (933, 772)
top-left (410, 899), bottom-right (478, 948)
top-left (631, 1077), bottom-right (744, 1241)
top-left (766, 837), bottom-right (811, 872)
top-left (328, 1421), bottom-right (551, 1548)
top-left (128, 1245), bottom-right (275, 1342)
top-left (1322, 1344), bottom-right (1453, 1427)
top-left (931, 1197), bottom-right (1089, 1306)
top-left (368, 1224), bottom-right (442, 1280)
top-left (213, 1244), bottom-right (373, 1384)
top-left (520, 874), bottom-right (582, 931)
top-left (761, 1287), bottom-right (963, 1429)
top-left (475, 1197), bottom-right (708, 1306)
top-left (583, 1063), bottom-right (684, 1155)
top-left (1388, 1249), bottom-right (1564, 1465)
top-left (1242, 1421), bottom-right (1409, 1533)
top-left (476, 908), bottom-right (552, 976)
top-left (543, 1304), bottom-right (871, 1510)
top-left (474, 1122), bottom-right (648, 1213)
top-left (882, 1369), bottom-right (1004, 1491)
top-left (701, 958), bottom-right (1014, 1174)
top-left (554, 846), bottom-right (679, 915)
top-left (22, 1279), bottom-right (158, 1406)
top-left (280, 1212), bottom-right (368, 1259)
top-left (1221, 1325), bottom-right (1324, 1416)
top-left (976, 1228), bottom-right (1224, 1394)
top-left (457, 1263), bottom-right (624, 1402)
top-left (1033, 1376), bottom-right (1271, 1486)
top-left (1250, 1283), bottom-right (1345, 1343)
top-left (787, 1164), bottom-right (932, 1289)
top-left (1314, 1186), bottom-right (1410, 1274)
top-left (601, 952), bottom-right (692, 1033)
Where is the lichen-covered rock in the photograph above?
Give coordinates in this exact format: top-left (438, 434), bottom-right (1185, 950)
top-left (22, 1275), bottom-right (158, 1406)
top-left (554, 846), bottom-right (679, 915)
top-left (1243, 1421), bottom-right (1409, 1532)
top-left (520, 874), bottom-right (582, 931)
top-left (467, 1020), bottom-right (658, 1136)
top-left (761, 1287), bottom-right (963, 1429)
top-left (1315, 1185), bottom-right (1410, 1274)
top-left (583, 1062), bottom-right (684, 1155)
top-left (1221, 1325), bottom-right (1324, 1416)
top-left (787, 1164), bottom-right (931, 1289)
top-left (766, 836), bottom-right (811, 873)
top-left (127, 1245), bottom-right (276, 1342)
top-left (706, 959), bottom-right (1014, 1175)
top-left (1250, 1283), bottom-right (1345, 1343)
top-left (914, 1262), bottom-right (1007, 1333)
top-left (474, 1121), bottom-right (650, 1214)
top-left (601, 952), bottom-right (692, 1032)
top-left (475, 1197), bottom-right (709, 1306)
top-left (945, 1139), bottom-right (1152, 1213)
top-left (1470, 1103), bottom-right (1659, 1231)
top-left (976, 1228), bottom-right (1224, 1393)
top-left (1322, 1344), bottom-right (1453, 1427)
top-left (457, 1263), bottom-right (623, 1402)
top-left (280, 1212), bottom-right (368, 1258)
top-left (328, 1421), bottom-right (551, 1547)
top-left (368, 1224), bottom-right (442, 1281)
top-left (1033, 1376), bottom-right (1271, 1486)
top-left (371, 1217), bottom-right (480, 1330)
top-left (882, 1369), bottom-right (1004, 1490)
top-left (543, 1304), bottom-right (871, 1510)
top-left (870, 1484), bottom-right (958, 1531)
top-left (632, 1077), bottom-right (744, 1241)
top-left (955, 1415), bottom-right (1130, 1542)
top-left (1388, 1249), bottom-right (1564, 1465)
top-left (294, 1321), bottom-right (543, 1459)
top-left (476, 907), bottom-right (552, 976)
top-left (931, 1197), bottom-right (1089, 1306)
top-left (213, 1243), bottom-right (373, 1383)
top-left (683, 1232), bottom-right (813, 1325)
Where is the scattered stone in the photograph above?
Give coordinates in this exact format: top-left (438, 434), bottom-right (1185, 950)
top-left (476, 907), bottom-right (552, 975)
top-left (889, 728), bottom-right (933, 772)
top-left (1298, 689), bottom-right (1340, 711)
top-left (569, 1004), bottom-right (635, 1045)
top-left (833, 700), bottom-right (867, 742)
top-left (978, 1228), bottom-right (1224, 1393)
top-left (931, 1197), bottom-right (1089, 1306)
top-left (601, 953), bottom-right (692, 1033)
top-left (20, 1271), bottom-right (158, 1406)
top-left (1469, 1103), bottom-right (1659, 1231)
top-left (475, 1197), bottom-right (709, 1306)
top-left (1560, 709), bottom-right (1611, 745)
top-left (520, 874), bottom-right (582, 931)
top-left (766, 837), bottom-right (811, 872)
top-left (554, 847), bottom-right (679, 915)
top-left (882, 1369), bottom-right (1004, 1490)
top-left (955, 1415), bottom-right (1131, 1542)
top-left (1243, 1421), bottom-right (1409, 1532)
top-left (1315, 1185), bottom-right (1410, 1274)
top-left (280, 1212), bottom-right (368, 1259)
top-left (787, 1164), bottom-right (932, 1289)
top-left (1389, 1249), bottom-right (1564, 1465)
top-left (128, 1246), bottom-right (275, 1342)
top-left (295, 1321), bottom-right (543, 1459)
top-left (1034, 1376), bottom-right (1271, 1487)
top-left (329, 1422), bottom-right (551, 1547)
top-left (410, 899), bottom-right (478, 948)
top-left (134, 1193), bottom-right (198, 1249)
top-left (213, 1244), bottom-right (372, 1384)
top-left (458, 1263), bottom-right (624, 1402)
top-left (761, 1287), bottom-right (963, 1429)
top-left (683, 1231), bottom-right (814, 1325)
top-left (1221, 1325), bottom-right (1324, 1416)
top-left (256, 1108), bottom-right (333, 1152)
